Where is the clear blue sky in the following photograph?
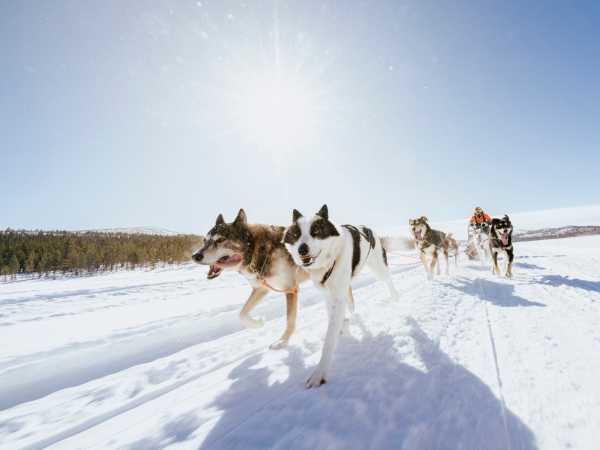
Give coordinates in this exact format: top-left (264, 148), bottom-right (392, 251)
top-left (2, 1), bottom-right (599, 233)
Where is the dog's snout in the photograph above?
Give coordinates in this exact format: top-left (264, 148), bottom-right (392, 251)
top-left (192, 251), bottom-right (204, 262)
top-left (298, 243), bottom-right (309, 256)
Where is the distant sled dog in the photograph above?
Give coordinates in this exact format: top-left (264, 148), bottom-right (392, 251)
top-left (467, 222), bottom-right (491, 262)
top-left (283, 204), bottom-right (404, 388)
top-left (192, 209), bottom-right (309, 349)
top-left (409, 216), bottom-right (458, 279)
top-left (489, 215), bottom-right (514, 278)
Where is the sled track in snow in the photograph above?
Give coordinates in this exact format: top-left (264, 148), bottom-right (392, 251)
top-left (477, 278), bottom-right (513, 450)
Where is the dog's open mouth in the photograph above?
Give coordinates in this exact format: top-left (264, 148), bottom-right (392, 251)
top-left (207, 254), bottom-right (242, 279)
top-left (500, 234), bottom-right (509, 246)
top-left (207, 266), bottom-right (223, 279)
top-left (301, 256), bottom-right (313, 266)
top-left (414, 230), bottom-right (423, 240)
top-left (300, 251), bottom-right (320, 267)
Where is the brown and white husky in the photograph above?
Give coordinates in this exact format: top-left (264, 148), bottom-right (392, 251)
top-left (409, 216), bottom-right (458, 279)
top-left (192, 209), bottom-right (309, 349)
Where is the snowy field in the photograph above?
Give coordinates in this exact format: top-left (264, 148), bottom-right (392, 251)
top-left (1, 234), bottom-right (600, 449)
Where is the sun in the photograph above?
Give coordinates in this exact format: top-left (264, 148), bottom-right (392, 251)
top-left (230, 70), bottom-right (319, 150)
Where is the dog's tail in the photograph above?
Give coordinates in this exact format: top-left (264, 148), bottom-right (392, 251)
top-left (380, 235), bottom-right (415, 252)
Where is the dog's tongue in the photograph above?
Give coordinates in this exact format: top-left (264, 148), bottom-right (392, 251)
top-left (501, 235), bottom-right (509, 246)
top-left (415, 230), bottom-right (422, 240)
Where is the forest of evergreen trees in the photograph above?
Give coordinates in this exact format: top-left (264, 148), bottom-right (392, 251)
top-left (0, 229), bottom-right (204, 281)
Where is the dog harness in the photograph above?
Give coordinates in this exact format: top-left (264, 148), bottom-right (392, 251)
top-left (255, 254), bottom-right (299, 295)
top-left (259, 279), bottom-right (298, 295)
top-left (320, 260), bottom-right (336, 285)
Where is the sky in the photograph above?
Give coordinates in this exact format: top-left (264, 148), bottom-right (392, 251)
top-left (1, 0), bottom-right (599, 233)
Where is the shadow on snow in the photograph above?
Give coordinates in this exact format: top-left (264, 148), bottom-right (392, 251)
top-left (535, 274), bottom-right (600, 294)
top-left (513, 262), bottom-right (545, 270)
top-left (141, 319), bottom-right (540, 450)
top-left (446, 278), bottom-right (546, 308)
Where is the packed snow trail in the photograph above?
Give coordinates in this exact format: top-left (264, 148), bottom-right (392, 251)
top-left (1, 238), bottom-right (600, 450)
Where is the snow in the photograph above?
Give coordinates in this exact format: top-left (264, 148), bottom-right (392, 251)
top-left (1, 233), bottom-right (600, 449)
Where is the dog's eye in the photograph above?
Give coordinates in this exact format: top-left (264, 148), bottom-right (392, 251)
top-left (309, 219), bottom-right (339, 239)
top-left (212, 237), bottom-right (225, 246)
top-left (310, 221), bottom-right (324, 238)
top-left (284, 225), bottom-right (301, 244)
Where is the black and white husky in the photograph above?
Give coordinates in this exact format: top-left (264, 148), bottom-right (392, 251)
top-left (489, 215), bottom-right (514, 278)
top-left (283, 204), bottom-right (401, 388)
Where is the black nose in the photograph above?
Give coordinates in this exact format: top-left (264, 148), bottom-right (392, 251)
top-left (298, 243), bottom-right (309, 256)
top-left (192, 251), bottom-right (203, 262)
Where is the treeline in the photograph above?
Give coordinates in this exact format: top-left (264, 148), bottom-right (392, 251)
top-left (0, 229), bottom-right (204, 280)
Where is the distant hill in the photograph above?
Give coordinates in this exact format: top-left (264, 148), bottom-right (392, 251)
top-left (513, 225), bottom-right (600, 242)
top-left (83, 227), bottom-right (181, 236)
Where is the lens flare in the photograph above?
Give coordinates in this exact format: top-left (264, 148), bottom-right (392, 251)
top-left (229, 70), bottom-right (320, 150)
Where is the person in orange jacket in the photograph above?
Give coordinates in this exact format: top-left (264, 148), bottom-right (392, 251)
top-left (470, 207), bottom-right (492, 225)
top-left (466, 207), bottom-right (493, 259)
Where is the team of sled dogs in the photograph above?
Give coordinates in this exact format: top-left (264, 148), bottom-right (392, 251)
top-left (192, 205), bottom-right (514, 388)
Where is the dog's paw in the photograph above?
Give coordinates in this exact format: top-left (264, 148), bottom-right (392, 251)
top-left (240, 314), bottom-right (264, 329)
top-left (269, 338), bottom-right (288, 350)
top-left (306, 367), bottom-right (328, 389)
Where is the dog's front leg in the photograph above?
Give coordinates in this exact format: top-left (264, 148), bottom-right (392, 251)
top-left (506, 249), bottom-right (514, 279)
top-left (270, 290), bottom-right (298, 350)
top-left (443, 249), bottom-right (449, 275)
top-left (491, 251), bottom-right (500, 275)
top-left (429, 252), bottom-right (438, 279)
top-left (306, 293), bottom-right (346, 389)
top-left (346, 287), bottom-right (355, 314)
top-left (419, 252), bottom-right (431, 279)
top-left (240, 287), bottom-right (268, 329)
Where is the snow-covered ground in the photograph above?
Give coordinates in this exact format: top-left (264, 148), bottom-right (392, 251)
top-left (1, 235), bottom-right (600, 449)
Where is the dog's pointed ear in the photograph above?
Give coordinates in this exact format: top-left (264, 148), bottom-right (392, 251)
top-left (215, 214), bottom-right (225, 226)
top-left (292, 209), bottom-right (303, 222)
top-left (420, 216), bottom-right (428, 223)
top-left (233, 209), bottom-right (247, 226)
top-left (504, 214), bottom-right (510, 221)
top-left (316, 204), bottom-right (329, 220)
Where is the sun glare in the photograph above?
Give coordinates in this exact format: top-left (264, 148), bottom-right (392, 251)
top-left (232, 71), bottom-right (319, 149)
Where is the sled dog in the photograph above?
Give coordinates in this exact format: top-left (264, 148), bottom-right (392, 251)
top-left (489, 215), bottom-right (514, 278)
top-left (192, 209), bottom-right (309, 349)
top-left (283, 204), bottom-right (400, 388)
top-left (467, 222), bottom-right (491, 262)
top-left (447, 233), bottom-right (460, 265)
top-left (409, 216), bottom-right (456, 279)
